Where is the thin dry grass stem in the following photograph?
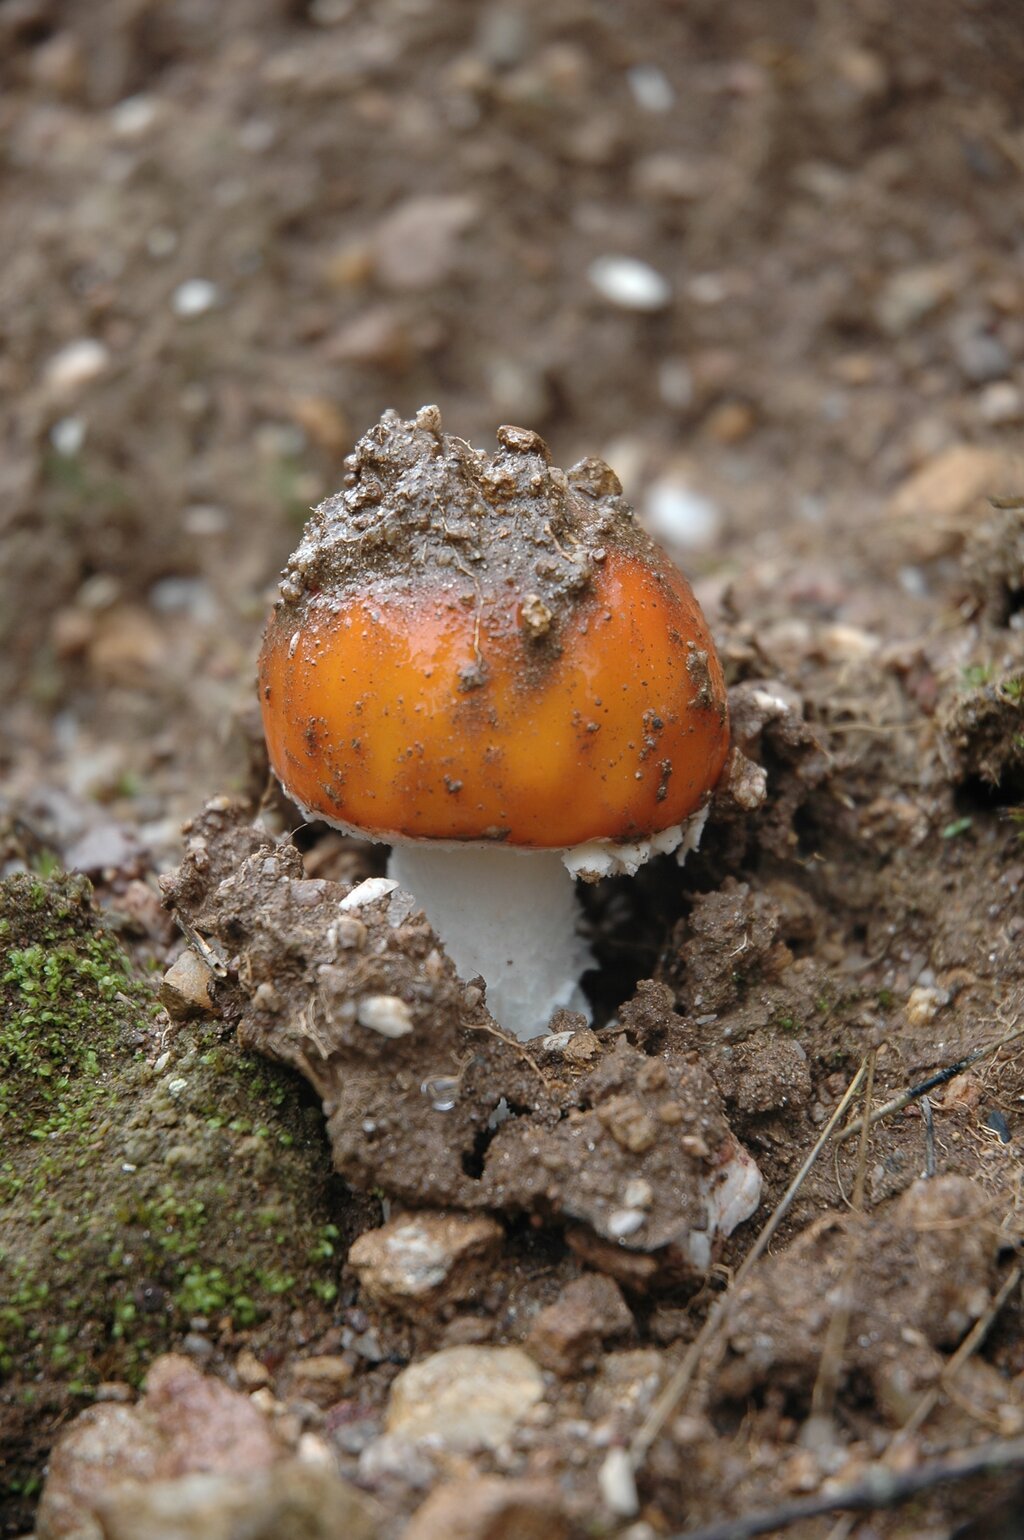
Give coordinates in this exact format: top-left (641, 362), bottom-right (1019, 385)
top-left (893, 1262), bottom-right (1023, 1446)
top-left (820, 719), bottom-right (904, 737)
top-left (465, 1018), bottom-right (553, 1090)
top-left (628, 1060), bottom-right (869, 1472)
top-left (837, 1017), bottom-right (1024, 1145)
top-left (811, 1050), bottom-right (878, 1424)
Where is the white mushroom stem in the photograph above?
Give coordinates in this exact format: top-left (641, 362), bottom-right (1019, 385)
top-left (388, 844), bottom-right (593, 1042)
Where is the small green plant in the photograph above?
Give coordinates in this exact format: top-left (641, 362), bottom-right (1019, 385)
top-left (961, 662), bottom-right (994, 690)
top-left (941, 816), bottom-right (974, 839)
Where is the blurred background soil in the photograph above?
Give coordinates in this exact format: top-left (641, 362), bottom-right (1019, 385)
top-left (2, 1), bottom-right (1024, 1537)
top-left (1, 0), bottom-right (1022, 830)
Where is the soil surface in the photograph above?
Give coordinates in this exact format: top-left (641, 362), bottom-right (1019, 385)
top-left (3, 2), bottom-right (1024, 1538)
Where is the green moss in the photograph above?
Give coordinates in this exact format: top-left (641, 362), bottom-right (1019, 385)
top-left (1, 883), bottom-right (154, 1144)
top-left (1, 873), bottom-right (363, 1504)
top-left (961, 661), bottom-right (994, 690)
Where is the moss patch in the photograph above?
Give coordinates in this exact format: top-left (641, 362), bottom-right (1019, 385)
top-left (0, 874), bottom-right (367, 1516)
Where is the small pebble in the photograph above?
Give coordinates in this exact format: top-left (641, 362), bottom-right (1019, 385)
top-left (904, 985), bottom-right (949, 1029)
top-left (161, 951), bottom-right (216, 1018)
top-left (183, 504), bottom-right (229, 536)
top-left (147, 225), bottom-right (178, 258)
top-left (627, 64), bottom-right (674, 113)
top-left (704, 399), bottom-right (755, 444)
top-left (111, 94), bottom-right (159, 137)
top-left (978, 380), bottom-right (1023, 425)
top-left (644, 479), bottom-right (720, 548)
top-left (45, 339), bottom-right (109, 395)
top-left (588, 256), bottom-right (671, 312)
top-left (657, 357), bottom-right (695, 410)
top-left (875, 264), bottom-right (952, 336)
top-left (183, 1332), bottom-right (213, 1361)
top-left (173, 279), bottom-right (220, 318)
top-left (984, 1109), bottom-right (1012, 1143)
top-left (50, 416), bottom-right (86, 456)
top-left (357, 994), bottom-right (414, 1039)
top-left (607, 1208), bottom-right (645, 1239)
top-left (950, 317), bottom-right (1011, 384)
top-left (622, 1178), bottom-right (653, 1210)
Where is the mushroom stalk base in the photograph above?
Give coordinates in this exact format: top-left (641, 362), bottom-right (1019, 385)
top-left (388, 844), bottom-right (593, 1042)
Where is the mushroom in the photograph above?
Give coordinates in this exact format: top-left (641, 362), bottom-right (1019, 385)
top-left (259, 406), bottom-right (729, 1040)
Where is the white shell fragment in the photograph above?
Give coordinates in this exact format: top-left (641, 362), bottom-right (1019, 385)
top-left (340, 877), bottom-right (399, 910)
top-left (588, 255), bottom-right (672, 312)
top-left (357, 994), bottom-right (414, 1038)
top-left (562, 805), bottom-right (709, 882)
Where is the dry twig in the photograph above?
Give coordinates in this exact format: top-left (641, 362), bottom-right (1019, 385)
top-left (627, 1061), bottom-right (869, 1473)
top-left (668, 1433), bottom-right (1024, 1540)
top-left (838, 1017), bottom-right (1024, 1145)
top-left (810, 1050), bottom-right (877, 1424)
top-left (895, 1262), bottom-right (1023, 1443)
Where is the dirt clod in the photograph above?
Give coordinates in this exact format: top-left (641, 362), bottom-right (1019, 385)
top-left (526, 1275), bottom-right (634, 1377)
top-left (162, 801), bottom-right (761, 1271)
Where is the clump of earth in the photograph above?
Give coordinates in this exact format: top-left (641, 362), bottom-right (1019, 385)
top-left (3, 1), bottom-right (1024, 1537)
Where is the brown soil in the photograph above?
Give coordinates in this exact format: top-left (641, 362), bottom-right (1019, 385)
top-left (2, 1), bottom-right (1024, 1537)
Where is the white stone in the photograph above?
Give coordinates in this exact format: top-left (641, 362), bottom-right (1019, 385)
top-left (905, 985), bottom-right (949, 1028)
top-left (588, 256), bottom-right (671, 312)
top-left (627, 65), bottom-right (675, 113)
top-left (644, 479), bottom-right (720, 549)
top-left (357, 995), bottom-right (414, 1039)
top-left (386, 1346), bottom-right (544, 1452)
top-left (111, 94), bottom-right (159, 137)
top-left (51, 417), bottom-right (86, 456)
top-left (173, 279), bottom-right (220, 318)
top-left (607, 1208), bottom-right (646, 1239)
top-left (45, 339), bottom-right (110, 395)
top-left (623, 1178), bottom-right (653, 1210)
top-left (978, 380), bottom-right (1023, 425)
top-left (183, 504), bottom-right (229, 536)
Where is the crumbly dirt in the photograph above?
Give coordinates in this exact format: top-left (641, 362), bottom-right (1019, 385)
top-left (3, 2), bottom-right (1024, 1537)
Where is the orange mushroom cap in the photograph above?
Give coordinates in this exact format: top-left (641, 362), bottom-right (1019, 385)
top-left (259, 407), bottom-right (729, 852)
